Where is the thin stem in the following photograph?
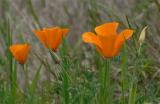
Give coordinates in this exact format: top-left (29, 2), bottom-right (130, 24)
top-left (62, 56), bottom-right (69, 104)
top-left (105, 59), bottom-right (111, 104)
top-left (63, 69), bottom-right (69, 104)
top-left (121, 42), bottom-right (127, 104)
top-left (100, 58), bottom-right (110, 104)
top-left (23, 64), bottom-right (29, 90)
top-left (128, 83), bottom-right (137, 104)
top-left (6, 19), bottom-right (13, 91)
top-left (9, 52), bottom-right (13, 91)
top-left (11, 60), bottom-right (17, 104)
top-left (105, 59), bottom-right (110, 88)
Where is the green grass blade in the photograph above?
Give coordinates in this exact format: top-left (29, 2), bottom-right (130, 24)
top-left (128, 84), bottom-right (137, 104)
top-left (26, 0), bottom-right (42, 29)
top-left (27, 63), bottom-right (42, 104)
top-left (120, 42), bottom-right (127, 104)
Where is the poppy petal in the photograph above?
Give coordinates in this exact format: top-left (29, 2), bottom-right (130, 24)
top-left (98, 34), bottom-right (117, 57)
top-left (112, 37), bottom-right (124, 56)
top-left (113, 29), bottom-right (133, 56)
top-left (33, 30), bottom-right (47, 47)
top-left (44, 27), bottom-right (62, 51)
top-left (118, 29), bottom-right (134, 41)
top-left (54, 28), bottom-right (64, 51)
top-left (82, 32), bottom-right (102, 47)
top-left (95, 22), bottom-right (119, 36)
top-left (10, 44), bottom-right (30, 64)
top-left (82, 32), bottom-right (104, 56)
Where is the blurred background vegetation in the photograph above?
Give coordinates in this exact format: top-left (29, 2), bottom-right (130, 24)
top-left (0, 0), bottom-right (160, 103)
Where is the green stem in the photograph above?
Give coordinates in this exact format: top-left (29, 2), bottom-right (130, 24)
top-left (98, 59), bottom-right (103, 104)
top-left (121, 43), bottom-right (127, 104)
top-left (9, 52), bottom-right (13, 91)
top-left (11, 60), bottom-right (17, 104)
top-left (100, 59), bottom-right (110, 104)
top-left (23, 64), bottom-right (29, 90)
top-left (59, 38), bottom-right (69, 104)
top-left (128, 83), bottom-right (137, 104)
top-left (6, 19), bottom-right (13, 91)
top-left (63, 69), bottom-right (69, 104)
top-left (105, 59), bottom-right (111, 104)
top-left (105, 59), bottom-right (110, 89)
top-left (62, 57), bottom-right (69, 104)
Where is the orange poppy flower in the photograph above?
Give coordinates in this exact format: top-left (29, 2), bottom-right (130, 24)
top-left (82, 22), bottom-right (133, 58)
top-left (9, 44), bottom-right (31, 64)
top-left (33, 27), bottom-right (69, 52)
